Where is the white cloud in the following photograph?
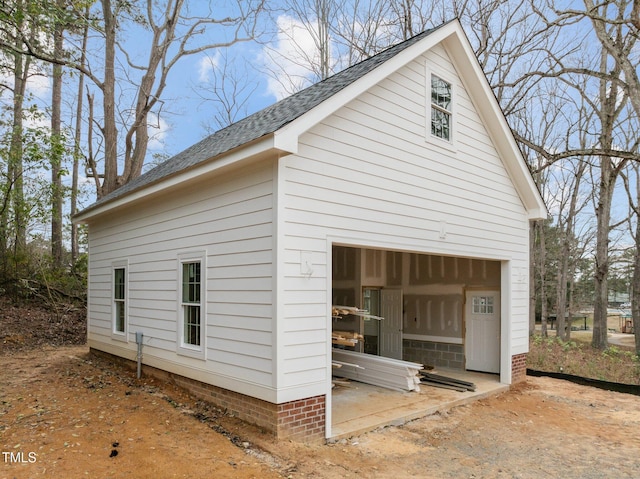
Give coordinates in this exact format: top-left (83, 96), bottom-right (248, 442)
top-left (0, 54), bottom-right (51, 100)
top-left (147, 112), bottom-right (170, 151)
top-left (26, 68), bottom-right (51, 98)
top-left (260, 15), bottom-right (328, 100)
top-left (197, 51), bottom-right (221, 83)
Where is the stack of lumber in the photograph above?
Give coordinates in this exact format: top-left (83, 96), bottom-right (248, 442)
top-left (332, 349), bottom-right (423, 392)
top-left (332, 305), bottom-right (384, 321)
top-left (420, 371), bottom-right (477, 392)
top-left (332, 330), bottom-right (364, 347)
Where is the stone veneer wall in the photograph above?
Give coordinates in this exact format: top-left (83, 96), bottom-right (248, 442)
top-left (510, 353), bottom-right (528, 383)
top-left (90, 348), bottom-right (326, 443)
top-left (402, 339), bottom-right (464, 370)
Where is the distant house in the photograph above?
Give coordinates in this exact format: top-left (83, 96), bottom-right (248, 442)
top-left (608, 292), bottom-right (630, 309)
top-left (75, 19), bottom-right (546, 442)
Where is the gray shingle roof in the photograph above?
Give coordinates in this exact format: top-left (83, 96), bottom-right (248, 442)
top-left (81, 23), bottom-right (446, 215)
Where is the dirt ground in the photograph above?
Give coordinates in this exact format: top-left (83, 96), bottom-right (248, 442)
top-left (2, 300), bottom-right (640, 478)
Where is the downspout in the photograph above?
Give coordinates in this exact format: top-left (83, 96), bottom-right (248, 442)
top-left (135, 331), bottom-right (143, 379)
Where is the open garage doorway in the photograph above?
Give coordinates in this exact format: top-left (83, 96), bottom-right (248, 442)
top-left (329, 245), bottom-right (506, 439)
top-left (331, 245), bottom-right (502, 373)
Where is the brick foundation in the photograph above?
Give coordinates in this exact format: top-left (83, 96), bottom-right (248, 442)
top-left (511, 353), bottom-right (527, 383)
top-left (90, 348), bottom-right (326, 443)
top-left (277, 395), bottom-right (326, 441)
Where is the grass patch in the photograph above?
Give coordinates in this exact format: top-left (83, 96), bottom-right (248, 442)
top-left (528, 334), bottom-right (640, 385)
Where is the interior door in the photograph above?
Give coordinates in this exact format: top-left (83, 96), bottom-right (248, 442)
top-left (465, 291), bottom-right (500, 373)
top-left (380, 289), bottom-right (403, 359)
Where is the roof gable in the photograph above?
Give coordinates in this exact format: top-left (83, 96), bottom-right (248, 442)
top-left (75, 19), bottom-right (545, 222)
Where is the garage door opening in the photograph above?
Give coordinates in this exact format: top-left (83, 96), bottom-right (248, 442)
top-left (329, 245), bottom-right (504, 438)
top-left (331, 245), bottom-right (501, 370)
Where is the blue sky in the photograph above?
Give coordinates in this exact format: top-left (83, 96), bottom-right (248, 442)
top-left (3, 1), bottom-right (637, 247)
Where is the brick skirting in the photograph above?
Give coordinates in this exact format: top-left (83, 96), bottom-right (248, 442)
top-left (277, 395), bottom-right (325, 441)
top-left (511, 353), bottom-right (527, 383)
top-left (90, 348), bottom-right (326, 442)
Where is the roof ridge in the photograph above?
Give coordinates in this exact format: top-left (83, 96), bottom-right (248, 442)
top-left (79, 22), bottom-right (449, 214)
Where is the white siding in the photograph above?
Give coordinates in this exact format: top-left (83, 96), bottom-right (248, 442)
top-left (278, 45), bottom-right (531, 389)
top-left (87, 162), bottom-right (277, 400)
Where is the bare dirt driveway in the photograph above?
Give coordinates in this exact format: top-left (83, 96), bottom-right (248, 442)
top-left (2, 345), bottom-right (640, 479)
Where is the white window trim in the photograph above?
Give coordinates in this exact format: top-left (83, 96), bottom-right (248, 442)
top-left (177, 251), bottom-right (206, 359)
top-left (426, 63), bottom-right (457, 152)
top-left (111, 259), bottom-right (129, 342)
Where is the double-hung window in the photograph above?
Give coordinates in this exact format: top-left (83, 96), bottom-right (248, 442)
top-left (430, 74), bottom-right (453, 142)
top-left (112, 261), bottom-right (127, 340)
top-left (178, 253), bottom-right (205, 357)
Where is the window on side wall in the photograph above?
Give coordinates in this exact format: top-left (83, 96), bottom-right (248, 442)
top-left (430, 74), bottom-right (452, 141)
top-left (178, 253), bottom-right (205, 358)
top-left (112, 262), bottom-right (127, 340)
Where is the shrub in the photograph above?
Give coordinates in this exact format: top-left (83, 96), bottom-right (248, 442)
top-left (528, 333), bottom-right (640, 385)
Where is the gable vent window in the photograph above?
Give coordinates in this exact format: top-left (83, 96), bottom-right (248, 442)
top-left (430, 75), bottom-right (452, 141)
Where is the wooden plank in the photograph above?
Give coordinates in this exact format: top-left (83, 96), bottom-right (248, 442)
top-left (332, 360), bottom-right (365, 369)
top-left (421, 372), bottom-right (476, 389)
top-left (332, 338), bottom-right (358, 347)
top-left (421, 380), bottom-right (467, 392)
top-left (420, 372), bottom-right (476, 391)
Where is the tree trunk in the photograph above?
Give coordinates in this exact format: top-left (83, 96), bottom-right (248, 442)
top-left (631, 165), bottom-right (640, 355)
top-left (633, 215), bottom-right (640, 355)
top-left (556, 255), bottom-right (568, 340)
top-left (1, 0), bottom-right (28, 278)
top-left (71, 6), bottom-right (90, 263)
top-left (99, 0), bottom-right (117, 198)
top-left (538, 220), bottom-right (548, 337)
top-left (592, 170), bottom-right (615, 350)
top-left (556, 162), bottom-right (586, 341)
top-left (529, 220), bottom-right (536, 336)
top-left (10, 33), bottom-right (28, 258)
top-left (592, 41), bottom-right (623, 350)
top-left (51, 1), bottom-right (64, 268)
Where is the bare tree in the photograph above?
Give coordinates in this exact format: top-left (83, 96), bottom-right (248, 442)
top-left (1, 0), bottom-right (266, 198)
top-left (592, 54), bottom-right (629, 350)
top-left (581, 0), bottom-right (640, 122)
top-left (70, 4), bottom-right (90, 264)
top-left (90, 0), bottom-right (266, 198)
top-left (0, 0), bottom-right (32, 274)
top-left (195, 49), bottom-right (260, 132)
top-left (50, 0), bottom-right (64, 268)
top-left (546, 79), bottom-right (595, 340)
top-left (260, 0), bottom-right (338, 99)
top-left (331, 0), bottom-right (391, 63)
top-left (537, 219), bottom-right (550, 337)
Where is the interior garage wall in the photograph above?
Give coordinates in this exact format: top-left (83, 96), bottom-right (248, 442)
top-left (331, 246), bottom-right (500, 368)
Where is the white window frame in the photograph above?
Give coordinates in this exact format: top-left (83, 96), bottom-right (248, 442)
top-left (426, 64), bottom-right (456, 150)
top-left (111, 260), bottom-right (128, 341)
top-left (472, 295), bottom-right (495, 315)
top-left (177, 251), bottom-right (206, 359)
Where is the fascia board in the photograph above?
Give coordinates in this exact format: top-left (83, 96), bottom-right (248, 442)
top-left (442, 29), bottom-right (547, 220)
top-left (273, 21), bottom-right (461, 153)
